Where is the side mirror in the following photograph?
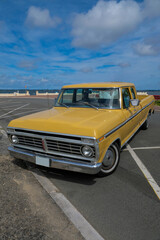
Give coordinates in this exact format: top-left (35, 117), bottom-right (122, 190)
top-left (130, 99), bottom-right (139, 107)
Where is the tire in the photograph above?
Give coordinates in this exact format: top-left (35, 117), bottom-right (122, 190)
top-left (142, 113), bottom-right (151, 130)
top-left (98, 142), bottom-right (120, 177)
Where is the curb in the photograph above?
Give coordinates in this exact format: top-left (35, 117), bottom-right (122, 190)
top-left (28, 165), bottom-right (105, 240)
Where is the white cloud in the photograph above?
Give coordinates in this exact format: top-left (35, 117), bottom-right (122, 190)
top-left (143, 0), bottom-right (160, 18)
top-left (133, 43), bottom-right (159, 56)
top-left (72, 0), bottom-right (160, 49)
top-left (25, 6), bottom-right (61, 28)
top-left (72, 0), bottom-right (143, 48)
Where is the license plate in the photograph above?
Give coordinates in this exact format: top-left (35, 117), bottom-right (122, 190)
top-left (36, 156), bottom-right (50, 167)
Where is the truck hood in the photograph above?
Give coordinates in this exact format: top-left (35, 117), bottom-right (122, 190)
top-left (8, 107), bottom-right (125, 139)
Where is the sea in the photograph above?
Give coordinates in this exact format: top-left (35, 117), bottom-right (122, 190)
top-left (0, 89), bottom-right (60, 95)
top-left (0, 89), bottom-right (160, 95)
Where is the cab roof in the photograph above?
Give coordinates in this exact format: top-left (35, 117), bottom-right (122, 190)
top-left (62, 82), bottom-right (135, 89)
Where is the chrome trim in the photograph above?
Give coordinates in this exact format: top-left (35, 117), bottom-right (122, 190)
top-left (7, 130), bottom-right (99, 163)
top-left (10, 143), bottom-right (96, 162)
top-left (8, 146), bottom-right (102, 174)
top-left (101, 100), bottom-right (154, 140)
top-left (7, 127), bottom-right (96, 140)
top-left (7, 131), bottom-right (95, 146)
top-left (119, 88), bottom-right (122, 109)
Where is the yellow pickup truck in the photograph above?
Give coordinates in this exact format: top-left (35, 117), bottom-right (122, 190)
top-left (7, 82), bottom-right (154, 176)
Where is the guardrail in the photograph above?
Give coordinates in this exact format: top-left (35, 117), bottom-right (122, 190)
top-left (0, 91), bottom-right (59, 98)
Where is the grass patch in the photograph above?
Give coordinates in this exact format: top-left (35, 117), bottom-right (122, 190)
top-left (155, 100), bottom-right (160, 106)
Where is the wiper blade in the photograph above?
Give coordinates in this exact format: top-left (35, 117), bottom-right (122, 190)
top-left (80, 101), bottom-right (99, 110)
top-left (58, 102), bottom-right (69, 108)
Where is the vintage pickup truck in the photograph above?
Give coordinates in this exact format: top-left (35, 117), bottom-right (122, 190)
top-left (7, 82), bottom-right (154, 176)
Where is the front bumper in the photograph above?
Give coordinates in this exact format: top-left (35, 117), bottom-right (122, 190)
top-left (8, 146), bottom-right (102, 174)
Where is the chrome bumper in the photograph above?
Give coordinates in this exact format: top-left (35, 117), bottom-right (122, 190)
top-left (8, 146), bottom-right (102, 174)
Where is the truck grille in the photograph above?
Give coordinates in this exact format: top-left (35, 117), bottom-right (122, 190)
top-left (18, 136), bottom-right (43, 149)
top-left (46, 139), bottom-right (82, 155)
top-left (15, 134), bottom-right (95, 158)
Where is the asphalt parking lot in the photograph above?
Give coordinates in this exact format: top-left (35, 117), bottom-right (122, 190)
top-left (0, 97), bottom-right (160, 240)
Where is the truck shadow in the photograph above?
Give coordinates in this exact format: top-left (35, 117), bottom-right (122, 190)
top-left (39, 167), bottom-right (97, 186)
top-left (12, 158), bottom-right (97, 185)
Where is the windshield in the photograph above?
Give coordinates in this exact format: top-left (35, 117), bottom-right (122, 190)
top-left (55, 88), bottom-right (120, 109)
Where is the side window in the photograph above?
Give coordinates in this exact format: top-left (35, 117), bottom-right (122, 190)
top-left (61, 89), bottom-right (74, 103)
top-left (130, 87), bottom-right (136, 99)
top-left (122, 88), bottom-right (131, 109)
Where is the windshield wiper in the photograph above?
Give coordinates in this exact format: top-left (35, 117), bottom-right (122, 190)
top-left (58, 102), bottom-right (69, 108)
top-left (79, 101), bottom-right (99, 110)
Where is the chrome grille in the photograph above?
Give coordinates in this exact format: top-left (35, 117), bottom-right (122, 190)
top-left (11, 133), bottom-right (96, 159)
top-left (18, 136), bottom-right (43, 149)
top-left (46, 139), bottom-right (89, 156)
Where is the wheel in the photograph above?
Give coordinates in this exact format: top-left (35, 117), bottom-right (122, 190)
top-left (142, 113), bottom-right (151, 130)
top-left (98, 143), bottom-right (120, 177)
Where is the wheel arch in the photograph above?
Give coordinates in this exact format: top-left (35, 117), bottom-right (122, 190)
top-left (98, 137), bottom-right (121, 176)
top-left (110, 138), bottom-right (121, 150)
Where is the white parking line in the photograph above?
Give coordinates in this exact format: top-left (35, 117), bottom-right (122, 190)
top-left (0, 109), bottom-right (45, 119)
top-left (132, 146), bottom-right (160, 150)
top-left (127, 144), bottom-right (160, 200)
top-left (30, 166), bottom-right (104, 240)
top-left (123, 146), bottom-right (160, 151)
top-left (0, 125), bottom-right (7, 138)
top-left (0, 104), bottom-right (29, 119)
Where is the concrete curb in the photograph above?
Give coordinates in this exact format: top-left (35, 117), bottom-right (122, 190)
top-left (28, 165), bottom-right (105, 240)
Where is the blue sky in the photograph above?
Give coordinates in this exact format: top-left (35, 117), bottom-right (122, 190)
top-left (0, 0), bottom-right (160, 90)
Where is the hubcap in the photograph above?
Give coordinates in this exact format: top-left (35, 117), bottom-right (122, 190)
top-left (102, 148), bottom-right (116, 170)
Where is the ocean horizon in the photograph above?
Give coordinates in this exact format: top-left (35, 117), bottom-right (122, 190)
top-left (0, 89), bottom-right (160, 96)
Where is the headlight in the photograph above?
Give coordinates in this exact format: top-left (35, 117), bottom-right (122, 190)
top-left (81, 145), bottom-right (93, 157)
top-left (11, 135), bottom-right (19, 144)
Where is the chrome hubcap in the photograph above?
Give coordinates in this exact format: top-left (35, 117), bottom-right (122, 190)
top-left (103, 148), bottom-right (115, 170)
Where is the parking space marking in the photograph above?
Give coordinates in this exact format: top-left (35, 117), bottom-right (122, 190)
top-left (0, 104), bottom-right (29, 119)
top-left (0, 125), bottom-right (7, 138)
top-left (30, 166), bottom-right (104, 240)
top-left (123, 146), bottom-right (160, 151)
top-left (127, 144), bottom-right (160, 200)
top-left (0, 109), bottom-right (46, 119)
top-left (132, 146), bottom-right (160, 150)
